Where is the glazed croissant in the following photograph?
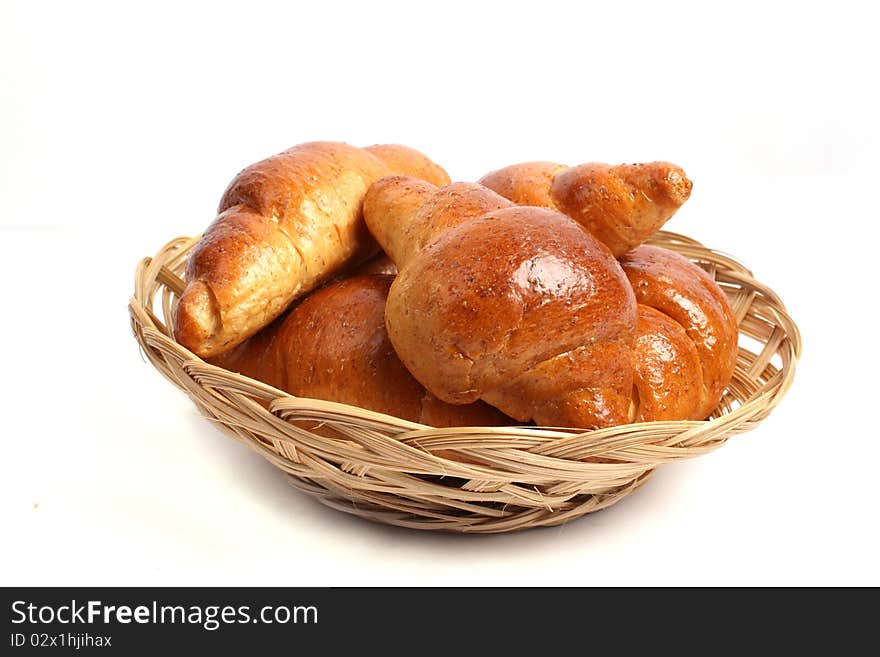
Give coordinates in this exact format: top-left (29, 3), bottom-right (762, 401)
top-left (364, 177), bottom-right (638, 428)
top-left (175, 142), bottom-right (450, 358)
top-left (479, 161), bottom-right (692, 256)
top-left (210, 274), bottom-right (511, 429)
top-left (363, 177), bottom-right (738, 428)
top-left (478, 161), bottom-right (736, 421)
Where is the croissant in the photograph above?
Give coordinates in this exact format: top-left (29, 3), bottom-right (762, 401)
top-left (479, 161), bottom-right (692, 256)
top-left (175, 142), bottom-right (450, 357)
top-left (478, 161), bottom-right (736, 420)
top-left (364, 176), bottom-right (738, 428)
top-left (624, 246), bottom-right (738, 420)
top-left (210, 274), bottom-right (510, 429)
top-left (364, 176), bottom-right (638, 428)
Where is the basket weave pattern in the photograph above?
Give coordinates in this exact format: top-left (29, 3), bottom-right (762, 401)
top-left (129, 231), bottom-right (800, 533)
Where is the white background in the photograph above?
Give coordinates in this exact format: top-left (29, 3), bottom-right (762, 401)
top-left (2, 0), bottom-right (878, 586)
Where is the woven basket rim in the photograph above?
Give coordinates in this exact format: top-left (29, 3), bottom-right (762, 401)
top-left (129, 229), bottom-right (801, 532)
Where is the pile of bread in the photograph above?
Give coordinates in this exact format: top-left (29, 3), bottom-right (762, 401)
top-left (174, 142), bottom-right (737, 431)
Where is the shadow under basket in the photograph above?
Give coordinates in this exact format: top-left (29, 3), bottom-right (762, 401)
top-left (129, 231), bottom-right (801, 533)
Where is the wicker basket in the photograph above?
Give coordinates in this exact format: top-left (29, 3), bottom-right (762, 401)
top-left (129, 230), bottom-right (800, 533)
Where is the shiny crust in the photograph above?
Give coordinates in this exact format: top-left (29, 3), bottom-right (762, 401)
top-left (479, 161), bottom-right (692, 256)
top-left (620, 246), bottom-right (738, 418)
top-left (480, 162), bottom-right (732, 421)
top-left (365, 178), bottom-right (638, 429)
top-left (633, 305), bottom-right (704, 421)
top-left (175, 142), bottom-right (449, 357)
top-left (210, 275), bottom-right (509, 428)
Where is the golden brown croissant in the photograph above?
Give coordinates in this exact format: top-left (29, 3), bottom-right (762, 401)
top-left (210, 274), bottom-right (511, 429)
top-left (623, 246), bottom-right (738, 420)
top-left (175, 142), bottom-right (450, 358)
top-left (479, 161), bottom-right (736, 421)
top-left (479, 161), bottom-right (692, 256)
top-left (364, 176), bottom-right (737, 428)
top-left (364, 176), bottom-right (638, 429)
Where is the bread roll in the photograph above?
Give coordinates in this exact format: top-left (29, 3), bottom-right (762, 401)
top-left (210, 274), bottom-right (510, 429)
top-left (364, 177), bottom-right (638, 428)
top-left (175, 142), bottom-right (449, 357)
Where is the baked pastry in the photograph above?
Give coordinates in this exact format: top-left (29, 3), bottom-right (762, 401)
top-left (364, 176), bottom-right (737, 428)
top-left (478, 161), bottom-right (735, 421)
top-left (175, 142), bottom-right (449, 357)
top-left (479, 161), bottom-right (692, 256)
top-left (210, 274), bottom-right (510, 428)
top-left (364, 177), bottom-right (637, 428)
